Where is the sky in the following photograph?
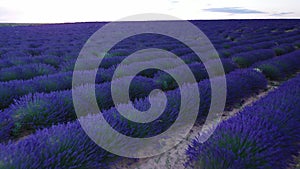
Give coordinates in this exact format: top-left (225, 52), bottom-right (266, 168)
top-left (0, 0), bottom-right (299, 23)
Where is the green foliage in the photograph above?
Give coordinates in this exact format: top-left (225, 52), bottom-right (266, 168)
top-left (155, 74), bottom-right (177, 91)
top-left (223, 51), bottom-right (231, 57)
top-left (294, 42), bottom-right (300, 49)
top-left (257, 64), bottom-right (281, 80)
top-left (12, 100), bottom-right (48, 136)
top-left (274, 48), bottom-right (285, 56)
top-left (1, 71), bottom-right (18, 81)
top-left (233, 57), bottom-right (249, 68)
top-left (223, 44), bottom-right (231, 49)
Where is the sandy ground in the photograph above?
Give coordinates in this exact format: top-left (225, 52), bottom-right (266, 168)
top-left (111, 84), bottom-right (277, 169)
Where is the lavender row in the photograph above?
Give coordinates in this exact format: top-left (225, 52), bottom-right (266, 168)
top-left (59, 48), bottom-right (215, 73)
top-left (0, 63), bottom-right (57, 82)
top-left (232, 49), bottom-right (276, 68)
top-left (272, 43), bottom-right (296, 56)
top-left (252, 50), bottom-right (300, 80)
top-left (154, 59), bottom-right (237, 90)
top-left (61, 56), bottom-right (191, 74)
top-left (0, 76), bottom-right (159, 141)
top-left (59, 56), bottom-right (126, 71)
top-left (185, 73), bottom-right (300, 169)
top-left (0, 67), bottom-right (115, 109)
top-left (0, 55), bottom-right (64, 70)
top-left (221, 40), bottom-right (298, 59)
top-left (232, 44), bottom-right (297, 69)
top-left (0, 69), bottom-right (268, 168)
top-left (0, 122), bottom-right (116, 168)
top-left (218, 41), bottom-right (277, 58)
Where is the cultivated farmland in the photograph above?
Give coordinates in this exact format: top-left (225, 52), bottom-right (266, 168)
top-left (0, 20), bottom-right (299, 169)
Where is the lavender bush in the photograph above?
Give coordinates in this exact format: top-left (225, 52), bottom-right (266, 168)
top-left (186, 74), bottom-right (300, 169)
top-left (253, 50), bottom-right (300, 80)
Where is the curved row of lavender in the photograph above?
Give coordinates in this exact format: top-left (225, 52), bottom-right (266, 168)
top-left (0, 69), bottom-right (267, 168)
top-left (252, 50), bottom-right (300, 80)
top-left (185, 73), bottom-right (300, 169)
top-left (0, 20), bottom-right (299, 168)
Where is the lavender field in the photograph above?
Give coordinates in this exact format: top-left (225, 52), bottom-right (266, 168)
top-left (0, 20), bottom-right (299, 169)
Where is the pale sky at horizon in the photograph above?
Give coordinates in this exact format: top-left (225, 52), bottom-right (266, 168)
top-left (0, 0), bottom-right (299, 23)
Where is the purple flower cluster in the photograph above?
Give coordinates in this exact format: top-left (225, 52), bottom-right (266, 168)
top-left (186, 74), bottom-right (300, 169)
top-left (252, 50), bottom-right (300, 80)
top-left (197, 68), bottom-right (267, 121)
top-left (232, 49), bottom-right (276, 68)
top-left (0, 121), bottom-right (116, 168)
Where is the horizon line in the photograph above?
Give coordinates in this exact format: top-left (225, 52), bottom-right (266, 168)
top-left (0, 18), bottom-right (300, 25)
